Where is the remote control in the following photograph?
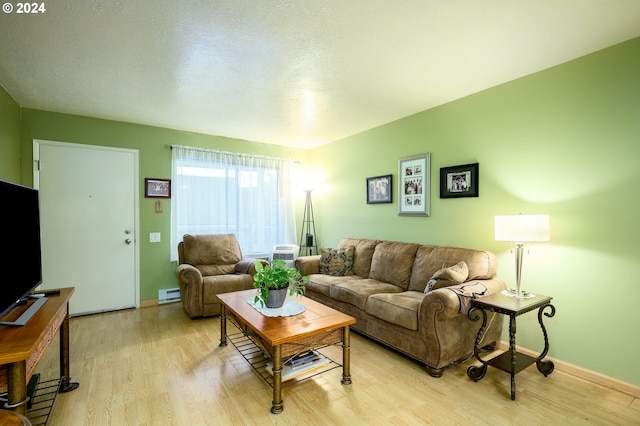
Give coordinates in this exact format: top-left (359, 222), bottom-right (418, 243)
top-left (32, 289), bottom-right (61, 297)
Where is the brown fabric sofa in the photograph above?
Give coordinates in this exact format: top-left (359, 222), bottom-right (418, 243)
top-left (295, 237), bottom-right (505, 377)
top-left (176, 234), bottom-right (265, 318)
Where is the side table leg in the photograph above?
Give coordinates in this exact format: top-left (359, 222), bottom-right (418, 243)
top-left (59, 307), bottom-right (79, 393)
top-left (509, 314), bottom-right (517, 400)
top-left (271, 345), bottom-right (283, 414)
top-left (341, 325), bottom-right (352, 385)
top-left (467, 307), bottom-right (489, 382)
top-left (219, 307), bottom-right (227, 347)
top-left (536, 304), bottom-right (556, 376)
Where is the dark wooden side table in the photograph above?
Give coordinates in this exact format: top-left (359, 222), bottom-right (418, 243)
top-left (466, 292), bottom-right (555, 400)
top-left (0, 288), bottom-right (79, 416)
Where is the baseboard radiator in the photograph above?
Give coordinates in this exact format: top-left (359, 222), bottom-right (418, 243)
top-left (158, 288), bottom-right (181, 304)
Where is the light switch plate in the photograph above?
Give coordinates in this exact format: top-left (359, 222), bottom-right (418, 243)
top-left (149, 232), bottom-right (161, 243)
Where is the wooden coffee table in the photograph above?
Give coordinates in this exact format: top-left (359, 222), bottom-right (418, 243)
top-left (217, 289), bottom-right (356, 414)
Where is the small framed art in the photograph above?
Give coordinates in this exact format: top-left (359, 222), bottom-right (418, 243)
top-left (366, 174), bottom-right (392, 204)
top-left (440, 163), bottom-right (479, 198)
top-left (398, 153), bottom-right (430, 216)
top-left (145, 178), bottom-right (171, 198)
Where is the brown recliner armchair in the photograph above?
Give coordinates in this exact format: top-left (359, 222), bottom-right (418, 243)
top-left (176, 233), bottom-right (265, 318)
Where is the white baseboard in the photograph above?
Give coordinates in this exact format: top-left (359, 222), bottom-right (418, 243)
top-left (497, 341), bottom-right (640, 399)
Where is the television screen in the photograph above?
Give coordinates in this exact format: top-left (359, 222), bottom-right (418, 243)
top-left (0, 180), bottom-right (43, 318)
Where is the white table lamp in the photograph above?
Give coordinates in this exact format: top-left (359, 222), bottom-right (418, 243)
top-left (495, 214), bottom-right (550, 298)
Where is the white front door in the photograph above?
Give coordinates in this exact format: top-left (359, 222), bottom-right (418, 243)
top-left (34, 140), bottom-right (139, 316)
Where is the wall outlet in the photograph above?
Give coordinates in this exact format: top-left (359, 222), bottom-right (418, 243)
top-left (149, 232), bottom-right (161, 243)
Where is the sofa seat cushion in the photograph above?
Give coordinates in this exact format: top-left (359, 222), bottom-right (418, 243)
top-left (306, 274), bottom-right (364, 297)
top-left (365, 291), bottom-right (424, 331)
top-left (330, 279), bottom-right (403, 310)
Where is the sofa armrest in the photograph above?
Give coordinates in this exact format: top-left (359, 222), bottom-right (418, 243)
top-left (419, 278), bottom-right (505, 372)
top-left (295, 255), bottom-right (321, 276)
top-left (420, 278), bottom-right (506, 320)
top-left (235, 258), bottom-right (268, 275)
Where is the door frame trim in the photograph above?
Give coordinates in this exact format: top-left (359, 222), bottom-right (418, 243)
top-left (33, 139), bottom-right (140, 309)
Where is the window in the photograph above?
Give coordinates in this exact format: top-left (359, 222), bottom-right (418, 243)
top-left (170, 145), bottom-right (297, 261)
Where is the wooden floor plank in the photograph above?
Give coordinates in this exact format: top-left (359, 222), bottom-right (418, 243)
top-left (33, 302), bottom-right (640, 425)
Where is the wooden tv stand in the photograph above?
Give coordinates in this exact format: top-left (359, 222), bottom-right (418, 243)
top-left (0, 287), bottom-right (79, 416)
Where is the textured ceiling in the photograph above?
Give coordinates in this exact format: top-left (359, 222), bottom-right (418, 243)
top-left (1, 1), bottom-right (640, 149)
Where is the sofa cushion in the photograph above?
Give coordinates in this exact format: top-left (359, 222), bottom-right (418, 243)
top-left (330, 279), bottom-right (403, 310)
top-left (369, 241), bottom-right (419, 289)
top-left (407, 245), bottom-right (437, 292)
top-left (337, 238), bottom-right (378, 278)
top-left (319, 246), bottom-right (355, 276)
top-left (305, 274), bottom-right (363, 297)
top-left (425, 261), bottom-right (469, 293)
top-left (365, 291), bottom-right (424, 331)
top-left (408, 245), bottom-right (496, 292)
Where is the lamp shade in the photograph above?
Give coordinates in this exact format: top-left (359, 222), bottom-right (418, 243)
top-left (494, 214), bottom-right (550, 242)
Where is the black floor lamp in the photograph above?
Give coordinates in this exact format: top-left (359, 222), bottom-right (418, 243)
top-left (298, 189), bottom-right (318, 256)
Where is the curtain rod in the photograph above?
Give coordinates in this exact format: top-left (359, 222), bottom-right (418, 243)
top-left (164, 144), bottom-right (299, 164)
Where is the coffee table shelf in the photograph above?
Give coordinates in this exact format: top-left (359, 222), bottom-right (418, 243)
top-left (226, 319), bottom-right (342, 387)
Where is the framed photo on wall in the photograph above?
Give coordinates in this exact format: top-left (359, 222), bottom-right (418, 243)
top-left (398, 153), bottom-right (430, 216)
top-left (145, 178), bottom-right (171, 198)
top-left (366, 174), bottom-right (392, 204)
top-left (440, 163), bottom-right (479, 198)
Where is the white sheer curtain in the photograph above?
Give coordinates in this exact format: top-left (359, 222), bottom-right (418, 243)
top-left (170, 145), bottom-right (297, 261)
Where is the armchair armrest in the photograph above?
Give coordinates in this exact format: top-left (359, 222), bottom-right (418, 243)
top-left (176, 263), bottom-right (203, 286)
top-left (295, 255), bottom-right (321, 276)
top-left (235, 258), bottom-right (268, 275)
top-left (176, 263), bottom-right (204, 317)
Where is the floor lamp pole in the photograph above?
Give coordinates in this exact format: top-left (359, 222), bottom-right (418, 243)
top-left (298, 190), bottom-right (317, 256)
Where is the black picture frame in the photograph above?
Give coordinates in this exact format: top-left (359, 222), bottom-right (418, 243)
top-left (440, 163), bottom-right (479, 198)
top-left (366, 174), bottom-right (392, 204)
top-left (145, 178), bottom-right (171, 198)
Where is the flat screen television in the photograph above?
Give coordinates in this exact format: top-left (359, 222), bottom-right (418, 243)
top-left (0, 179), bottom-right (46, 325)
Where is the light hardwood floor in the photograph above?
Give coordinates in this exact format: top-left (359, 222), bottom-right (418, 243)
top-left (34, 302), bottom-right (639, 425)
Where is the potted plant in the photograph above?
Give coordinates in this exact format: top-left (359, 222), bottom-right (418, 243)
top-left (253, 259), bottom-right (308, 308)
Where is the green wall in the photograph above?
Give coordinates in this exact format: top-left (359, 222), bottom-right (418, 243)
top-left (0, 85), bottom-right (21, 182)
top-left (310, 38), bottom-right (640, 387)
top-left (19, 110), bottom-right (311, 304)
top-left (9, 37), bottom-right (639, 387)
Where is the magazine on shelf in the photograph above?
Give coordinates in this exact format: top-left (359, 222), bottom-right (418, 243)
top-left (265, 351), bottom-right (330, 381)
top-left (288, 350), bottom-right (319, 366)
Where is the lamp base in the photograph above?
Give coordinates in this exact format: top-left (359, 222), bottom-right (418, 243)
top-left (501, 288), bottom-right (536, 299)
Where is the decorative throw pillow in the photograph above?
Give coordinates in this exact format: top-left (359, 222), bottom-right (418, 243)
top-left (319, 246), bottom-right (355, 276)
top-left (424, 261), bottom-right (469, 293)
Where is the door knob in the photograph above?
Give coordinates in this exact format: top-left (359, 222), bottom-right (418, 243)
top-left (125, 239), bottom-right (132, 245)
